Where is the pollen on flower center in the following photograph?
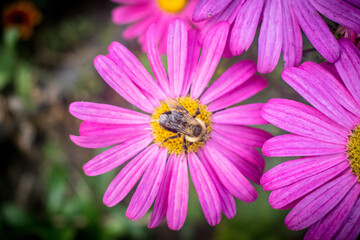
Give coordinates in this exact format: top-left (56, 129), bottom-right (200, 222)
top-left (151, 96), bottom-right (212, 155)
top-left (347, 124), bottom-right (360, 179)
top-left (157, 0), bottom-right (187, 13)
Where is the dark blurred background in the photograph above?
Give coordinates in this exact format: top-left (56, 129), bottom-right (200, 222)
top-left (0, 0), bottom-right (329, 239)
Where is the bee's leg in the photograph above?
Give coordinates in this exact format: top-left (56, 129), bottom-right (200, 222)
top-left (182, 135), bottom-right (188, 160)
top-left (193, 105), bottom-right (201, 118)
top-left (163, 133), bottom-right (181, 143)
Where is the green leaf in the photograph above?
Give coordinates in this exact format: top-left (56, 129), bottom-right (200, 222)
top-left (14, 63), bottom-right (33, 109)
top-left (46, 167), bottom-right (67, 214)
top-left (2, 203), bottom-right (36, 228)
top-left (0, 28), bottom-right (19, 90)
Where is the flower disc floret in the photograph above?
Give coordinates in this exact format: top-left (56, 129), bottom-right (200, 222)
top-left (157, 0), bottom-right (187, 13)
top-left (151, 96), bottom-right (212, 154)
top-left (347, 124), bottom-right (360, 179)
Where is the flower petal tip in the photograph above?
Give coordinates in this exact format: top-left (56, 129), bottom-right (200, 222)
top-left (261, 140), bottom-right (272, 157)
top-left (103, 196), bottom-right (116, 208)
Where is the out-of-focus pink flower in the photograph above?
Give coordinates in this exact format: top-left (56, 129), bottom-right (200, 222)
top-left (261, 39), bottom-right (360, 239)
top-left (111, 0), bottom-right (201, 53)
top-left (336, 25), bottom-right (360, 50)
top-left (193, 0), bottom-right (360, 73)
top-left (70, 19), bottom-right (270, 230)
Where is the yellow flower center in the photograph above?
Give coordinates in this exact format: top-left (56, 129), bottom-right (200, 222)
top-left (157, 0), bottom-right (187, 13)
top-left (151, 96), bottom-right (212, 154)
top-left (347, 124), bottom-right (360, 179)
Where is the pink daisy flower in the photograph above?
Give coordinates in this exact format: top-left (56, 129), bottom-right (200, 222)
top-left (192, 0), bottom-right (360, 73)
top-left (112, 0), bottom-right (200, 54)
top-left (69, 19), bottom-right (270, 230)
top-left (260, 39), bottom-right (360, 239)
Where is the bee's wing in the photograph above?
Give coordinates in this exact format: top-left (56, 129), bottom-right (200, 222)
top-left (173, 117), bottom-right (198, 137)
top-left (166, 99), bottom-right (189, 113)
top-left (158, 111), bottom-right (198, 137)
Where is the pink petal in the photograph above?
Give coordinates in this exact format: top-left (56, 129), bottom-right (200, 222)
top-left (212, 103), bottom-right (268, 125)
top-left (108, 41), bottom-right (166, 101)
top-left (112, 5), bottom-right (151, 25)
top-left (200, 60), bottom-right (256, 105)
top-left (166, 154), bottom-right (189, 230)
top-left (300, 62), bottom-right (360, 118)
top-left (190, 22), bottom-right (229, 99)
top-left (181, 29), bottom-right (201, 96)
top-left (211, 133), bottom-right (265, 171)
top-left (69, 101), bottom-right (151, 124)
top-left (344, 0), bottom-right (360, 7)
top-left (261, 98), bottom-right (349, 144)
top-left (167, 19), bottom-right (188, 98)
top-left (230, 0), bottom-right (264, 56)
top-left (335, 39), bottom-right (360, 107)
top-left (268, 161), bottom-right (349, 209)
top-left (285, 172), bottom-right (357, 230)
top-left (319, 62), bottom-right (342, 81)
top-left (202, 141), bottom-right (257, 202)
top-left (103, 144), bottom-right (158, 207)
top-left (210, 140), bottom-right (263, 184)
top-left (148, 154), bottom-right (176, 228)
top-left (282, 66), bottom-right (357, 129)
top-left (70, 135), bottom-right (122, 149)
top-left (198, 151), bottom-right (236, 219)
top-left (192, 0), bottom-right (232, 22)
top-left (126, 147), bottom-right (167, 220)
top-left (262, 134), bottom-right (346, 157)
top-left (123, 15), bottom-right (160, 40)
top-left (207, 75), bottom-right (268, 112)
top-left (310, 0), bottom-right (360, 33)
top-left (281, 0), bottom-right (302, 68)
top-left (94, 56), bottom-right (154, 113)
top-left (198, 0), bottom-right (243, 45)
top-left (71, 126), bottom-right (151, 148)
top-left (112, 0), bottom-right (147, 3)
top-left (305, 184), bottom-right (360, 240)
top-left (79, 121), bottom-right (150, 139)
top-left (145, 24), bottom-right (170, 96)
top-left (188, 152), bottom-right (221, 226)
top-left (257, 0), bottom-right (283, 73)
top-left (334, 194), bottom-right (360, 240)
top-left (291, 0), bottom-right (340, 62)
top-left (212, 123), bottom-right (272, 148)
top-left (261, 153), bottom-right (347, 190)
top-left (83, 134), bottom-right (153, 176)
top-left (156, 16), bottom-right (171, 55)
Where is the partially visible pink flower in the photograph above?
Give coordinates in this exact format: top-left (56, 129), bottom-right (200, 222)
top-left (193, 0), bottom-right (360, 73)
top-left (112, 0), bottom-right (201, 53)
top-left (260, 39), bottom-right (360, 239)
top-left (336, 25), bottom-right (360, 49)
top-left (69, 19), bottom-right (269, 230)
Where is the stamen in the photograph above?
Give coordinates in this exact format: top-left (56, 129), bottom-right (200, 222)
top-left (157, 0), bottom-right (187, 13)
top-left (151, 96), bottom-right (212, 154)
top-left (347, 124), bottom-right (360, 179)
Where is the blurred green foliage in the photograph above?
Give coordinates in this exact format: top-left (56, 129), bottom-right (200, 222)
top-left (0, 28), bottom-right (18, 90)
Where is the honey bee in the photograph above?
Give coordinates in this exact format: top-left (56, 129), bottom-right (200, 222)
top-left (157, 99), bottom-right (209, 155)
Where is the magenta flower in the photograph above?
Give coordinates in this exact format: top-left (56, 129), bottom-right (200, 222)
top-left (193, 0), bottom-right (360, 73)
top-left (111, 0), bottom-right (200, 54)
top-left (69, 19), bottom-right (270, 230)
top-left (260, 39), bottom-right (360, 239)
